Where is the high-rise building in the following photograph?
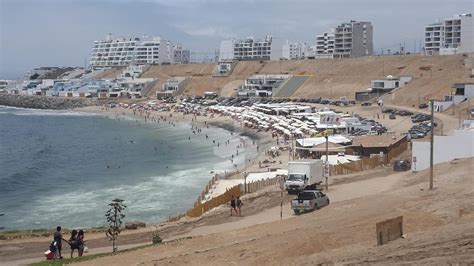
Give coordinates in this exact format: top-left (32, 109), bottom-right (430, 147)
top-left (316, 20), bottom-right (373, 58)
top-left (89, 34), bottom-right (182, 68)
top-left (334, 21), bottom-right (373, 58)
top-left (219, 35), bottom-right (284, 61)
top-left (425, 13), bottom-right (473, 55)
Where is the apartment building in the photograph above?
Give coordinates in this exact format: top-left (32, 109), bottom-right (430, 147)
top-left (315, 21), bottom-right (373, 58)
top-left (424, 13), bottom-right (473, 55)
top-left (173, 44), bottom-right (191, 64)
top-left (282, 42), bottom-right (310, 60)
top-left (334, 21), bottom-right (373, 58)
top-left (134, 37), bottom-right (172, 65)
top-left (316, 31), bottom-right (335, 58)
top-left (90, 34), bottom-right (181, 68)
top-left (219, 35), bottom-right (284, 61)
top-left (424, 23), bottom-right (444, 55)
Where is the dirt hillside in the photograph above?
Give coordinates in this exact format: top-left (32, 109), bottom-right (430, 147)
top-left (76, 158), bottom-right (474, 265)
top-left (95, 54), bottom-right (472, 108)
top-left (93, 67), bottom-right (124, 79)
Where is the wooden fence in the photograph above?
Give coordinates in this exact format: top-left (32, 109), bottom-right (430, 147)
top-left (330, 140), bottom-right (408, 176)
top-left (376, 216), bottom-right (404, 245)
top-left (197, 170), bottom-right (241, 204)
top-left (187, 185), bottom-right (241, 218)
top-left (243, 175), bottom-right (285, 194)
top-left (169, 174), bottom-right (285, 220)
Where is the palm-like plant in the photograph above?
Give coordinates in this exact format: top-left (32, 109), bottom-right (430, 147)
top-left (105, 198), bottom-right (127, 252)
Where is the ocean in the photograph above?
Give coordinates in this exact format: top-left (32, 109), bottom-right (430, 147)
top-left (0, 106), bottom-right (255, 230)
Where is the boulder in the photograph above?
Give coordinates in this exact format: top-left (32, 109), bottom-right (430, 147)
top-left (125, 221), bottom-right (146, 230)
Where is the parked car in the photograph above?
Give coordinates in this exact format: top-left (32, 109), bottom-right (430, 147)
top-left (419, 103), bottom-right (428, 109)
top-left (291, 190), bottom-right (330, 215)
top-left (320, 99), bottom-right (330, 105)
top-left (361, 102), bottom-right (372, 106)
top-left (389, 114), bottom-right (396, 119)
top-left (394, 160), bottom-right (411, 171)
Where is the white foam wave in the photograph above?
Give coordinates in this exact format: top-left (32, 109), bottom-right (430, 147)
top-left (29, 166), bottom-right (213, 228)
top-left (0, 106), bottom-right (97, 117)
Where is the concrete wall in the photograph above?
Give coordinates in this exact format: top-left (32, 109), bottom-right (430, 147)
top-left (433, 100), bottom-right (453, 112)
top-left (465, 84), bottom-right (474, 98)
top-left (411, 130), bottom-right (474, 171)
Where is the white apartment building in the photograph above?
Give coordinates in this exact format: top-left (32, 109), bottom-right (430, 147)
top-left (134, 37), bottom-right (172, 65)
top-left (316, 31), bottom-right (335, 58)
top-left (90, 34), bottom-right (181, 68)
top-left (282, 42), bottom-right (309, 60)
top-left (173, 44), bottom-right (190, 64)
top-left (316, 21), bottom-right (373, 58)
top-left (425, 23), bottom-right (444, 55)
top-left (219, 35), bottom-right (284, 61)
top-left (424, 13), bottom-right (473, 55)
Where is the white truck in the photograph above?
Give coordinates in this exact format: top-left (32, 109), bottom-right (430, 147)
top-left (285, 159), bottom-right (323, 194)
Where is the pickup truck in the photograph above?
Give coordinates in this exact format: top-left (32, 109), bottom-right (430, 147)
top-left (291, 190), bottom-right (330, 215)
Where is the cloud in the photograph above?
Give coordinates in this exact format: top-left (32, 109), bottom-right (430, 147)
top-left (173, 24), bottom-right (236, 39)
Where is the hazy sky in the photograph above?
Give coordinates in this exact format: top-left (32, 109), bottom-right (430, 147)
top-left (0, 0), bottom-right (472, 79)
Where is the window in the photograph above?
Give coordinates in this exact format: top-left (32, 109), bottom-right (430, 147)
top-left (297, 192), bottom-right (315, 200)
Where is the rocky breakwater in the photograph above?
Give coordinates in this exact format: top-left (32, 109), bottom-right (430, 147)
top-left (0, 94), bottom-right (95, 109)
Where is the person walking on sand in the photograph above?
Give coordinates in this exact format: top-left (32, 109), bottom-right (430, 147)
top-left (77, 230), bottom-right (86, 257)
top-left (230, 195), bottom-right (237, 216)
top-left (236, 196), bottom-right (244, 216)
top-left (53, 226), bottom-right (68, 259)
top-left (69, 229), bottom-right (79, 258)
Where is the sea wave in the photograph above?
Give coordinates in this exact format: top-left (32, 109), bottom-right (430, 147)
top-left (25, 167), bottom-right (211, 228)
top-left (0, 105), bottom-right (97, 116)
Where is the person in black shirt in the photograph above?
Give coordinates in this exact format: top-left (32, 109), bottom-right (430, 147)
top-left (230, 195), bottom-right (237, 216)
top-left (53, 226), bottom-right (67, 259)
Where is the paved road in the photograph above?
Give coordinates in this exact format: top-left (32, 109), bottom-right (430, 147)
top-left (274, 76), bottom-right (309, 98)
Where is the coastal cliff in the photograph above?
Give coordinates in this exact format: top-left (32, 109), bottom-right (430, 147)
top-left (0, 94), bottom-right (95, 109)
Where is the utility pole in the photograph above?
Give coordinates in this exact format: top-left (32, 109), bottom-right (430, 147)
top-left (459, 111), bottom-right (462, 129)
top-left (280, 179), bottom-right (283, 221)
top-left (382, 61), bottom-right (385, 76)
top-left (429, 99), bottom-right (434, 190)
top-left (452, 91), bottom-right (455, 116)
top-left (325, 134), bottom-right (329, 191)
top-left (291, 133), bottom-right (295, 160)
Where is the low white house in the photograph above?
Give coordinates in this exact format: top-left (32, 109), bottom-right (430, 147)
top-left (120, 65), bottom-right (148, 79)
top-left (355, 75), bottom-right (412, 101)
top-left (370, 75), bottom-right (412, 92)
top-left (213, 60), bottom-right (236, 77)
top-left (432, 83), bottom-right (474, 112)
top-left (157, 76), bottom-right (190, 97)
top-left (238, 74), bottom-right (291, 97)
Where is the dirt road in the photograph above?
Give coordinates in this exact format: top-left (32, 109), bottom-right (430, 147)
top-left (74, 158), bottom-right (474, 265)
